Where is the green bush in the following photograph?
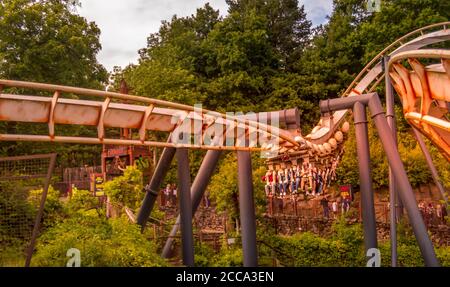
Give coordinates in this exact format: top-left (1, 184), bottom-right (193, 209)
top-left (27, 186), bottom-right (65, 227)
top-left (211, 245), bottom-right (243, 267)
top-left (0, 181), bottom-right (35, 242)
top-left (259, 218), bottom-right (450, 267)
top-left (66, 187), bottom-right (101, 215)
top-left (32, 214), bottom-right (167, 267)
top-left (103, 166), bottom-right (144, 210)
top-left (209, 153), bottom-right (267, 224)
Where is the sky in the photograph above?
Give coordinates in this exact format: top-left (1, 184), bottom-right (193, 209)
top-left (77, 0), bottom-right (333, 72)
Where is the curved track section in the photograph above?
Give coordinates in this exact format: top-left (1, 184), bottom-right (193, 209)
top-left (0, 79), bottom-right (299, 153)
top-left (388, 49), bottom-right (450, 161)
top-left (0, 22), bottom-right (448, 161)
top-left (301, 22), bottom-right (450, 150)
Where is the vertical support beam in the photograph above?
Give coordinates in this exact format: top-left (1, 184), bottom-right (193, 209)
top-left (368, 96), bottom-right (439, 267)
top-left (161, 150), bottom-right (222, 258)
top-left (25, 153), bottom-right (57, 267)
top-left (384, 56), bottom-right (398, 267)
top-left (177, 148), bottom-right (194, 267)
top-left (412, 128), bottom-right (448, 208)
top-left (353, 102), bottom-right (378, 252)
top-left (237, 151), bottom-right (258, 267)
top-left (136, 146), bottom-right (176, 228)
top-left (320, 93), bottom-right (439, 266)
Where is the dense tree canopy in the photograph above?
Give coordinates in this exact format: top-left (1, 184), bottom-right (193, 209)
top-left (0, 0), bottom-right (107, 87)
top-left (0, 0), bottom-right (447, 185)
top-left (0, 0), bottom-right (107, 163)
top-left (119, 0), bottom-right (449, 191)
top-left (1, 0), bottom-right (449, 268)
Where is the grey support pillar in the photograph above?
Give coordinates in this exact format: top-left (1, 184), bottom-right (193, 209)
top-left (384, 56), bottom-right (398, 267)
top-left (353, 102), bottom-right (377, 252)
top-left (412, 128), bottom-right (448, 208)
top-left (237, 151), bottom-right (258, 267)
top-left (161, 150), bottom-right (222, 258)
top-left (368, 96), bottom-right (439, 267)
top-left (320, 93), bottom-right (439, 266)
top-left (177, 148), bottom-right (194, 266)
top-left (136, 146), bottom-right (176, 228)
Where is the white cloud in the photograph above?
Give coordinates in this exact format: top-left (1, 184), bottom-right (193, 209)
top-left (77, 0), bottom-right (332, 71)
top-left (301, 0), bottom-right (333, 25)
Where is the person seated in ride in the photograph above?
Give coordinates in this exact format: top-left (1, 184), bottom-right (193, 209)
top-left (307, 163), bottom-right (314, 195)
top-left (289, 166), bottom-right (297, 195)
top-left (294, 165), bottom-right (301, 194)
top-left (285, 167), bottom-right (292, 195)
top-left (300, 162), bottom-right (309, 193)
top-left (271, 170), bottom-right (278, 195)
top-left (315, 167), bottom-right (324, 195)
top-left (277, 169), bottom-right (286, 197)
top-left (329, 156), bottom-right (339, 183)
top-left (310, 166), bottom-right (318, 196)
top-left (263, 170), bottom-right (272, 196)
top-left (325, 167), bottom-right (331, 187)
top-left (279, 168), bottom-right (287, 197)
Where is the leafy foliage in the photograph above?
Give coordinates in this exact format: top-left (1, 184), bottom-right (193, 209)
top-left (103, 166), bottom-right (144, 210)
top-left (195, 240), bottom-right (243, 267)
top-left (208, 153), bottom-right (267, 222)
top-left (337, 108), bottom-right (447, 189)
top-left (0, 0), bottom-right (107, 160)
top-left (0, 181), bottom-right (35, 243)
top-left (27, 186), bottom-right (65, 228)
top-left (259, 218), bottom-right (450, 267)
top-left (66, 187), bottom-right (101, 215)
top-left (32, 214), bottom-right (167, 267)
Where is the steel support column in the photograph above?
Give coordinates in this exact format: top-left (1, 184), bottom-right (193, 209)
top-left (161, 150), bottom-right (222, 258)
top-left (353, 102), bottom-right (378, 252)
top-left (237, 151), bottom-right (258, 267)
top-left (177, 148), bottom-right (194, 266)
top-left (25, 153), bottom-right (57, 267)
top-left (136, 146), bottom-right (176, 228)
top-left (368, 96), bottom-right (439, 267)
top-left (320, 93), bottom-right (439, 266)
top-left (384, 56), bottom-right (398, 267)
top-left (412, 128), bottom-right (448, 208)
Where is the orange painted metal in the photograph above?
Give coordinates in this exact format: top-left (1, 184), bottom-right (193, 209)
top-left (389, 49), bottom-right (450, 161)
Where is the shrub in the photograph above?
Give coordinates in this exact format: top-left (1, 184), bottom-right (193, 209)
top-left (32, 214), bottom-right (167, 267)
top-left (103, 166), bottom-right (144, 210)
top-left (27, 186), bottom-right (65, 227)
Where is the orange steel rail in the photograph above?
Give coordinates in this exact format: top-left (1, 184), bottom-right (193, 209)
top-left (0, 79), bottom-right (304, 154)
top-left (0, 23), bottom-right (448, 160)
top-left (305, 22), bottom-right (450, 146)
top-left (388, 49), bottom-right (450, 161)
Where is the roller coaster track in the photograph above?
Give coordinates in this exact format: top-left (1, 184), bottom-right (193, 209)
top-left (304, 22), bottom-right (450, 149)
top-left (389, 49), bottom-right (450, 161)
top-left (0, 22), bottom-right (449, 160)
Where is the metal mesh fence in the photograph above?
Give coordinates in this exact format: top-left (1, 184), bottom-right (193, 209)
top-left (0, 154), bottom-right (55, 266)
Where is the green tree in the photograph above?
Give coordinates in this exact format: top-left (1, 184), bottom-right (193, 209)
top-left (0, 0), bottom-right (107, 158)
top-left (0, 0), bottom-right (107, 86)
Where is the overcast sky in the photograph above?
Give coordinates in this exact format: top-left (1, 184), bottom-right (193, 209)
top-left (77, 0), bottom-right (333, 72)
